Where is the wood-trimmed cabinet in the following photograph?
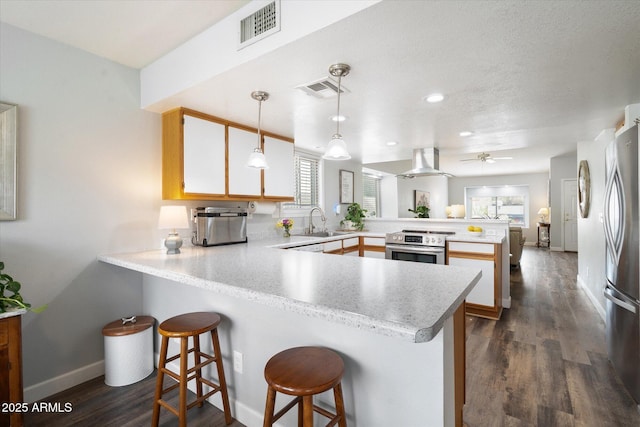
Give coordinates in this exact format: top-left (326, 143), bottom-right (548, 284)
top-left (358, 236), bottom-right (386, 258)
top-left (162, 107), bottom-right (294, 201)
top-left (446, 241), bottom-right (503, 320)
top-left (0, 314), bottom-right (24, 427)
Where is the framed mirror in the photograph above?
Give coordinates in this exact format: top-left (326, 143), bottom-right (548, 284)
top-left (0, 102), bottom-right (17, 220)
top-left (578, 160), bottom-right (590, 218)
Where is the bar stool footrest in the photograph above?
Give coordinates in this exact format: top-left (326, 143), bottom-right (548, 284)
top-left (272, 396), bottom-right (302, 423)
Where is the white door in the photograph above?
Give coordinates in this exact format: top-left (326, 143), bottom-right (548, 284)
top-left (563, 179), bottom-right (578, 251)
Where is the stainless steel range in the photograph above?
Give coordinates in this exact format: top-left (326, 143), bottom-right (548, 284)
top-left (385, 230), bottom-right (453, 265)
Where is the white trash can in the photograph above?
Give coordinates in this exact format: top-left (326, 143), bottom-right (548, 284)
top-left (102, 315), bottom-right (155, 386)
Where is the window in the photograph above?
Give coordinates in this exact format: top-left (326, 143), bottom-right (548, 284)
top-left (285, 151), bottom-right (319, 208)
top-left (465, 185), bottom-right (529, 227)
top-left (362, 173), bottom-right (380, 217)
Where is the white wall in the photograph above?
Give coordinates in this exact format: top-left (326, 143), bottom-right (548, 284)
top-left (576, 129), bottom-right (615, 317)
top-left (550, 152), bottom-right (577, 249)
top-left (448, 173), bottom-right (549, 245)
top-left (397, 175), bottom-right (449, 219)
top-left (0, 23), bottom-right (162, 400)
top-left (322, 159), bottom-right (363, 229)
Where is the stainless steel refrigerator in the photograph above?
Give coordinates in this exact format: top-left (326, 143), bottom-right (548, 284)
top-left (603, 123), bottom-right (639, 407)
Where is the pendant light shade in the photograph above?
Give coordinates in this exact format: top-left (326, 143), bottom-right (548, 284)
top-left (247, 91), bottom-right (269, 169)
top-left (324, 134), bottom-right (351, 160)
top-left (323, 63), bottom-right (351, 161)
top-left (247, 147), bottom-right (268, 168)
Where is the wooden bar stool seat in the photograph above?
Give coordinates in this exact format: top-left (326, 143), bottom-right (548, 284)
top-left (263, 346), bottom-right (347, 427)
top-left (151, 312), bottom-right (232, 427)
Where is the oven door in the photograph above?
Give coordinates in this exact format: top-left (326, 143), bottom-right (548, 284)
top-left (385, 244), bottom-right (445, 265)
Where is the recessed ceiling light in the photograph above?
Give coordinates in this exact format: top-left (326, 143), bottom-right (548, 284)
top-left (424, 93), bottom-right (444, 103)
top-left (330, 115), bottom-right (347, 122)
top-left (459, 131), bottom-right (473, 137)
top-left (386, 141), bottom-right (398, 146)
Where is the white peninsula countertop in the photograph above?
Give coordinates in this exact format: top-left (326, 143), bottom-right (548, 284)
top-left (99, 237), bottom-right (481, 343)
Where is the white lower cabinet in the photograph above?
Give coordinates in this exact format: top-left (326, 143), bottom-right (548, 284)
top-left (361, 237), bottom-right (386, 258)
top-left (447, 241), bottom-right (502, 320)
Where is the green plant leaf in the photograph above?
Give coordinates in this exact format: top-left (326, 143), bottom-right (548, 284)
top-left (7, 280), bottom-right (21, 293)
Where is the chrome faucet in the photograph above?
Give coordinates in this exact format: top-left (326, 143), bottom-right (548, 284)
top-left (308, 207), bottom-right (327, 234)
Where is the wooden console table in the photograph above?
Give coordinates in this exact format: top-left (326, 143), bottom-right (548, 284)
top-left (0, 310), bottom-right (25, 427)
top-left (537, 223), bottom-right (550, 248)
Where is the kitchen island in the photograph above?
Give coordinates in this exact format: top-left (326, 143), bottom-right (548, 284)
top-left (99, 237), bottom-right (481, 426)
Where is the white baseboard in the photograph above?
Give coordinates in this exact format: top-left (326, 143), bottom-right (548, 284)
top-left (502, 296), bottom-right (511, 309)
top-left (24, 360), bottom-right (105, 403)
top-left (576, 274), bottom-right (606, 321)
top-left (550, 246), bottom-right (563, 252)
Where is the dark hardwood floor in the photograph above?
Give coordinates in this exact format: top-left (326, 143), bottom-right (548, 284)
top-left (464, 246), bottom-right (640, 427)
top-left (23, 374), bottom-right (246, 427)
top-left (24, 247), bottom-right (640, 426)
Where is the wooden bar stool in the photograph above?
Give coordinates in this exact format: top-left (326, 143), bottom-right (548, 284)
top-left (151, 312), bottom-right (232, 427)
top-left (263, 346), bottom-right (347, 427)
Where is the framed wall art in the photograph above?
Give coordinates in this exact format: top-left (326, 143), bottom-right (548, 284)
top-left (339, 169), bottom-right (354, 204)
top-left (0, 102), bottom-right (17, 221)
top-left (415, 190), bottom-right (430, 208)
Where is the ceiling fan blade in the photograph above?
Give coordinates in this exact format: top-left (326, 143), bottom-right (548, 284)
top-left (486, 158), bottom-right (496, 164)
top-left (492, 156), bottom-right (513, 160)
top-left (460, 158), bottom-right (479, 162)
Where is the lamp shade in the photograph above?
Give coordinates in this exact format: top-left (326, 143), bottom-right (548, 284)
top-left (450, 204), bottom-right (466, 218)
top-left (537, 207), bottom-right (549, 216)
top-left (247, 148), bottom-right (269, 169)
top-left (322, 134), bottom-right (351, 160)
top-left (158, 206), bottom-right (189, 230)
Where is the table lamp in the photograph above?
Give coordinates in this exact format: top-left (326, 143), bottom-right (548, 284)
top-left (538, 207), bottom-right (549, 223)
top-left (158, 206), bottom-right (189, 254)
top-left (450, 204), bottom-right (466, 219)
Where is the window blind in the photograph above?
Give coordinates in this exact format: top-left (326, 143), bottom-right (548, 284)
top-left (287, 153), bottom-right (319, 208)
top-left (362, 174), bottom-right (380, 217)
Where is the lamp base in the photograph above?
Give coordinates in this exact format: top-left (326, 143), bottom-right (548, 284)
top-left (164, 232), bottom-right (183, 255)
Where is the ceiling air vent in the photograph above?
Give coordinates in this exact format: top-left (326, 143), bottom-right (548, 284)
top-left (296, 77), bottom-right (350, 99)
top-left (238, 0), bottom-right (281, 50)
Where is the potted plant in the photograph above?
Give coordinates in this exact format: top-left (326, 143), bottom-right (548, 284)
top-left (0, 261), bottom-right (45, 313)
top-left (340, 203), bottom-right (367, 231)
top-left (408, 205), bottom-right (430, 218)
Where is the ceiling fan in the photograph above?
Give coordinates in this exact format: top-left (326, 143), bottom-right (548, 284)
top-left (460, 152), bottom-right (513, 164)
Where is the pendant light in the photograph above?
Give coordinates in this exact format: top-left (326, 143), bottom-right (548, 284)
top-left (247, 90), bottom-right (269, 169)
top-left (323, 63), bottom-right (351, 160)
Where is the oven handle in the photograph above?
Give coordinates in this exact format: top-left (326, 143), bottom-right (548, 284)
top-left (385, 244), bottom-right (445, 254)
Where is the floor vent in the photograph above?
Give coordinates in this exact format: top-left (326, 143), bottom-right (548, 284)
top-left (296, 77), bottom-right (350, 99)
top-left (238, 0), bottom-right (280, 50)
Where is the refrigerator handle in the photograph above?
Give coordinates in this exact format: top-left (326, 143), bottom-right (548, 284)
top-left (602, 167), bottom-right (625, 263)
top-left (604, 286), bottom-right (637, 314)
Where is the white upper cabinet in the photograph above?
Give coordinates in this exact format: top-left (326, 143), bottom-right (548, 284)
top-left (228, 126), bottom-right (261, 197)
top-left (263, 136), bottom-right (294, 198)
top-left (183, 115), bottom-right (226, 195)
top-left (162, 107), bottom-right (294, 201)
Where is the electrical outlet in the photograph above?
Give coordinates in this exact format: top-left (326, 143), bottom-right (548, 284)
top-left (233, 351), bottom-right (243, 374)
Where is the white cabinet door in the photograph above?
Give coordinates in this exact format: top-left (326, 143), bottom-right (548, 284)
top-left (363, 250), bottom-right (386, 259)
top-left (448, 256), bottom-right (495, 307)
top-left (323, 241), bottom-right (343, 253)
top-left (263, 136), bottom-right (294, 198)
top-left (228, 127), bottom-right (261, 197)
top-left (183, 115), bottom-right (226, 195)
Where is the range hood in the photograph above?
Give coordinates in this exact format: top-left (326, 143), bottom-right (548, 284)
top-left (397, 148), bottom-right (453, 178)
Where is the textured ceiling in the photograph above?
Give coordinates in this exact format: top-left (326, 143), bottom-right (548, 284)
top-left (2, 0), bottom-right (639, 177)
